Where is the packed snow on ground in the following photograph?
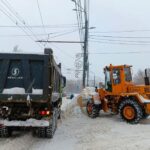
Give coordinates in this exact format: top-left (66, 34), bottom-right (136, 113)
top-left (1, 94), bottom-right (150, 150)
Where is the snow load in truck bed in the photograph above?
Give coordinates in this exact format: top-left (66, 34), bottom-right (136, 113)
top-left (2, 87), bottom-right (43, 95)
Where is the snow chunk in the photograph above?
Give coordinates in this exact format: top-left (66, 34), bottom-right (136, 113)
top-left (2, 87), bottom-right (43, 95)
top-left (0, 118), bottom-right (49, 127)
top-left (3, 87), bottom-right (25, 94)
top-left (80, 87), bottom-right (95, 99)
top-left (138, 95), bottom-right (150, 103)
top-left (32, 88), bottom-right (43, 95)
top-left (61, 96), bottom-right (77, 119)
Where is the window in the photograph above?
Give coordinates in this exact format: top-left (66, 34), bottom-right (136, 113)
top-left (124, 67), bottom-right (132, 82)
top-left (105, 69), bottom-right (112, 91)
top-left (113, 68), bottom-right (121, 84)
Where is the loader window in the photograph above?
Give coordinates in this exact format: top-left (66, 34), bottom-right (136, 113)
top-left (113, 69), bottom-right (121, 84)
top-left (105, 69), bottom-right (112, 91)
top-left (124, 67), bottom-right (132, 82)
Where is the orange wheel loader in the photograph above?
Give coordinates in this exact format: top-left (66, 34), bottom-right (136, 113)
top-left (86, 64), bottom-right (150, 124)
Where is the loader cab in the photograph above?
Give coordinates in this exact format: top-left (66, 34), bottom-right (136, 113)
top-left (104, 64), bottom-right (132, 94)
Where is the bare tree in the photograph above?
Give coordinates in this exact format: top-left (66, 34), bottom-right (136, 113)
top-left (133, 69), bottom-right (145, 85)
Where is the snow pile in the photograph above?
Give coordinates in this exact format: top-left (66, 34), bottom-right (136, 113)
top-left (61, 96), bottom-right (77, 119)
top-left (80, 87), bottom-right (95, 99)
top-left (77, 87), bottom-right (95, 107)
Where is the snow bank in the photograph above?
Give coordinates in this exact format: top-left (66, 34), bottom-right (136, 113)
top-left (80, 87), bottom-right (95, 99)
top-left (77, 87), bottom-right (95, 107)
top-left (61, 96), bottom-right (77, 119)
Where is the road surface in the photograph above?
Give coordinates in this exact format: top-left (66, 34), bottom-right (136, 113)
top-left (1, 99), bottom-right (150, 150)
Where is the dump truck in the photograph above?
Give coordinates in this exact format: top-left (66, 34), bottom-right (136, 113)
top-left (0, 48), bottom-right (66, 138)
top-left (86, 64), bottom-right (150, 124)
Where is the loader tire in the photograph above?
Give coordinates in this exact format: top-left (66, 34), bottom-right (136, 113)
top-left (119, 99), bottom-right (143, 124)
top-left (86, 101), bottom-right (100, 118)
top-left (143, 112), bottom-right (149, 119)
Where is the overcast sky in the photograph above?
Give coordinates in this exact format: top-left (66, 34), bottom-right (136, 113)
top-left (0, 0), bottom-right (150, 82)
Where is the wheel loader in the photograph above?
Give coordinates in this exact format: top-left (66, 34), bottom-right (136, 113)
top-left (86, 64), bottom-right (150, 124)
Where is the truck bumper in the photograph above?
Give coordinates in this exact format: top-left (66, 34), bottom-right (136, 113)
top-left (0, 118), bottom-right (50, 127)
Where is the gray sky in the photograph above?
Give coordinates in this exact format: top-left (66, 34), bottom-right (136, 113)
top-left (0, 0), bottom-right (150, 81)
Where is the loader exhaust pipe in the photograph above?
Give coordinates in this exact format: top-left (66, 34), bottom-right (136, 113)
top-left (144, 69), bottom-right (150, 85)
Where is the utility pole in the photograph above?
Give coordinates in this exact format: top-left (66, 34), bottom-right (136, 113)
top-left (94, 75), bottom-right (95, 87)
top-left (82, 0), bottom-right (89, 88)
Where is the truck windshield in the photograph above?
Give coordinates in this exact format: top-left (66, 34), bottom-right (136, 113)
top-left (124, 67), bottom-right (132, 82)
top-left (105, 69), bottom-right (112, 91)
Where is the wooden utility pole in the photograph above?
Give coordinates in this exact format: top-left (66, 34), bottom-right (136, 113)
top-left (82, 0), bottom-right (89, 88)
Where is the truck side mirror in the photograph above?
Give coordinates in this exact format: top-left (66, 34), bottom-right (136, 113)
top-left (62, 76), bottom-right (66, 88)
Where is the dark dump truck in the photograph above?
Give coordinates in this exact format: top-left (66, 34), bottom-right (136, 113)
top-left (0, 48), bottom-right (66, 138)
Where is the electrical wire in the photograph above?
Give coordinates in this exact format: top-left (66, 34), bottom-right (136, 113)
top-left (90, 34), bottom-right (150, 39)
top-left (0, 0), bottom-right (44, 48)
top-left (0, 24), bottom-right (80, 28)
top-left (89, 37), bottom-right (150, 43)
top-left (36, 0), bottom-right (46, 34)
top-left (89, 40), bottom-right (150, 45)
top-left (88, 51), bottom-right (150, 54)
top-left (90, 29), bottom-right (150, 33)
top-left (0, 5), bottom-right (43, 48)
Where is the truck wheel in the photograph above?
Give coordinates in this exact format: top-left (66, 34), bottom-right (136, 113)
top-left (46, 109), bottom-right (57, 138)
top-left (58, 108), bottom-right (61, 119)
top-left (38, 127), bottom-right (46, 138)
top-left (0, 126), bottom-right (12, 137)
top-left (119, 99), bottom-right (143, 124)
top-left (86, 101), bottom-right (100, 118)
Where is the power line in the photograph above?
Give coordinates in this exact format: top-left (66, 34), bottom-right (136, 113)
top-left (90, 35), bottom-right (150, 39)
top-left (36, 0), bottom-right (46, 33)
top-left (48, 29), bottom-right (78, 39)
top-left (88, 51), bottom-right (150, 54)
top-left (0, 0), bottom-right (44, 48)
top-left (89, 40), bottom-right (150, 45)
top-left (36, 0), bottom-right (47, 47)
top-left (78, 51), bottom-right (150, 54)
top-left (0, 29), bottom-right (78, 38)
top-left (90, 29), bottom-right (150, 33)
top-left (51, 44), bottom-right (75, 59)
top-left (0, 24), bottom-right (80, 28)
top-left (0, 4), bottom-right (43, 48)
top-left (37, 40), bottom-right (84, 43)
top-left (89, 37), bottom-right (150, 43)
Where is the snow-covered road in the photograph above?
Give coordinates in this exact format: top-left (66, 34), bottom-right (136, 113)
top-left (1, 97), bottom-right (150, 150)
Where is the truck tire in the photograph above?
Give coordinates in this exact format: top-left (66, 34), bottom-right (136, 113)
top-left (46, 109), bottom-right (57, 138)
top-left (86, 101), bottom-right (100, 118)
top-left (119, 99), bottom-right (143, 124)
top-left (58, 108), bottom-right (61, 119)
top-left (0, 126), bottom-right (12, 137)
top-left (38, 127), bottom-right (46, 138)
